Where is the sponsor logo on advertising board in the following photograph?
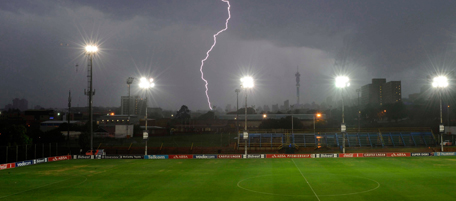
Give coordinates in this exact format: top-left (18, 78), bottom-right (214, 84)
top-left (411, 153), bottom-right (432, 157)
top-left (145, 155), bottom-right (169, 159)
top-left (120, 155), bottom-right (144, 159)
top-left (339, 153), bottom-right (364, 158)
top-left (34, 158), bottom-right (47, 164)
top-left (102, 155), bottom-right (121, 159)
top-left (364, 153), bottom-right (386, 157)
top-left (217, 155), bottom-right (242, 159)
top-left (0, 163), bottom-right (16, 170)
top-left (16, 160), bottom-right (34, 167)
top-left (313, 154), bottom-right (338, 158)
top-left (243, 154), bottom-right (264, 159)
top-left (48, 155), bottom-right (71, 162)
top-left (266, 154), bottom-right (312, 158)
top-left (193, 155), bottom-right (217, 159)
top-left (76, 155), bottom-right (91, 159)
top-left (169, 155), bottom-right (193, 159)
top-left (387, 153), bottom-right (411, 157)
top-left (436, 152), bottom-right (456, 156)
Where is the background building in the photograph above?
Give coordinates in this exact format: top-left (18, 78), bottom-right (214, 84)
top-left (383, 81), bottom-right (401, 104)
top-left (361, 78), bottom-right (401, 106)
top-left (120, 96), bottom-right (141, 115)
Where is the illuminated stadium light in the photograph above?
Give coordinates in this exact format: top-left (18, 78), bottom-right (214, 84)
top-left (139, 77), bottom-right (155, 89)
top-left (241, 76), bottom-right (254, 88)
top-left (432, 76), bottom-right (448, 88)
top-left (85, 45), bottom-right (98, 53)
top-left (335, 76), bottom-right (350, 88)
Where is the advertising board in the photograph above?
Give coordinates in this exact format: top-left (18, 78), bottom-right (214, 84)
top-left (33, 158), bottom-right (48, 164)
top-left (387, 153), bottom-right (411, 157)
top-left (0, 163), bottom-right (16, 170)
top-left (339, 153), bottom-right (364, 158)
top-left (145, 155), bottom-right (169, 159)
top-left (435, 152), bottom-right (456, 156)
top-left (169, 155), bottom-right (193, 159)
top-left (411, 153), bottom-right (433, 157)
top-left (243, 154), bottom-right (264, 159)
top-left (75, 155), bottom-right (92, 159)
top-left (364, 153), bottom-right (387, 157)
top-left (48, 155), bottom-right (71, 162)
top-left (217, 155), bottom-right (242, 159)
top-left (193, 155), bottom-right (217, 159)
top-left (102, 155), bottom-right (121, 159)
top-left (120, 155), bottom-right (144, 159)
top-left (16, 160), bottom-right (34, 167)
top-left (314, 154), bottom-right (338, 158)
top-left (266, 154), bottom-right (312, 158)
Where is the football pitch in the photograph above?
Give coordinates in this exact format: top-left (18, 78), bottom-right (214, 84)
top-left (1, 157), bottom-right (456, 201)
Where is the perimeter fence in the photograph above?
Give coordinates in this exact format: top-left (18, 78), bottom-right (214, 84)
top-left (1, 128), bottom-right (455, 164)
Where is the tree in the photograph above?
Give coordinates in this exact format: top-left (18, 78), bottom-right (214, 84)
top-left (0, 124), bottom-right (31, 146)
top-left (198, 111), bottom-right (215, 120)
top-left (175, 105), bottom-right (191, 124)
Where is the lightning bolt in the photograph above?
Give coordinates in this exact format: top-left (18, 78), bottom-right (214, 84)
top-left (200, 0), bottom-right (231, 110)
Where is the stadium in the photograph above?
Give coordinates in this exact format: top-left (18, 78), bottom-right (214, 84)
top-left (2, 129), bottom-right (456, 200)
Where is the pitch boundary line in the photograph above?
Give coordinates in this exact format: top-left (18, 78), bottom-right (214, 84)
top-left (292, 159), bottom-right (321, 201)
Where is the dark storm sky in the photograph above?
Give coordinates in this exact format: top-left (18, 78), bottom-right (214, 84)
top-left (1, 0), bottom-right (456, 111)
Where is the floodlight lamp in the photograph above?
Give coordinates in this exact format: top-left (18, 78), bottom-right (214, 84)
top-left (316, 113), bottom-right (321, 117)
top-left (85, 45), bottom-right (98, 53)
top-left (335, 76), bottom-right (350, 88)
top-left (263, 114), bottom-right (267, 118)
top-left (139, 77), bottom-right (154, 89)
top-left (432, 76), bottom-right (448, 88)
top-left (241, 76), bottom-right (254, 88)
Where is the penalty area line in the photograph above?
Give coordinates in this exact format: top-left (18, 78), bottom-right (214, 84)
top-left (292, 159), bottom-right (321, 201)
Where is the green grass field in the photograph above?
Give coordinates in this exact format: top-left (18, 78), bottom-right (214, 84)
top-left (1, 157), bottom-right (456, 201)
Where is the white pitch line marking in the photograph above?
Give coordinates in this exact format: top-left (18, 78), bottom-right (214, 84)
top-left (292, 159), bottom-right (321, 201)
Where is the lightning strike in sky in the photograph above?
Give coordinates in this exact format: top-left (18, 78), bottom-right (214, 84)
top-left (199, 0), bottom-right (231, 110)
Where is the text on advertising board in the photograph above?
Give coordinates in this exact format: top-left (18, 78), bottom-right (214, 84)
top-left (217, 155), bottom-right (242, 159)
top-left (169, 155), bottom-right (193, 159)
top-left (0, 163), bottom-right (15, 170)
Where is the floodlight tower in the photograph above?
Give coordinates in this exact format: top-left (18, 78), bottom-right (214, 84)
top-left (241, 76), bottom-right (254, 158)
top-left (139, 77), bottom-right (155, 155)
top-left (84, 45), bottom-right (98, 153)
top-left (235, 89), bottom-right (240, 134)
top-left (335, 76), bottom-right (350, 153)
top-left (126, 77), bottom-right (135, 137)
top-left (432, 76), bottom-right (448, 152)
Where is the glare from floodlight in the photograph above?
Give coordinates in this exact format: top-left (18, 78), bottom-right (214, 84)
top-left (139, 77), bottom-right (154, 89)
top-left (432, 76), bottom-right (448, 88)
top-left (335, 76), bottom-right (350, 88)
top-left (316, 113), bottom-right (321, 117)
top-left (85, 45), bottom-right (98, 53)
top-left (241, 76), bottom-right (254, 88)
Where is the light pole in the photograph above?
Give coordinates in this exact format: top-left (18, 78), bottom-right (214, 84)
top-left (85, 45), bottom-right (98, 153)
top-left (314, 113), bottom-right (321, 134)
top-left (241, 76), bottom-right (254, 158)
top-left (235, 89), bottom-right (240, 135)
top-left (336, 76), bottom-right (350, 153)
top-left (356, 89), bottom-right (361, 132)
top-left (139, 77), bottom-right (155, 155)
top-left (126, 77), bottom-right (135, 138)
top-left (432, 76), bottom-right (448, 152)
top-left (291, 105), bottom-right (294, 136)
